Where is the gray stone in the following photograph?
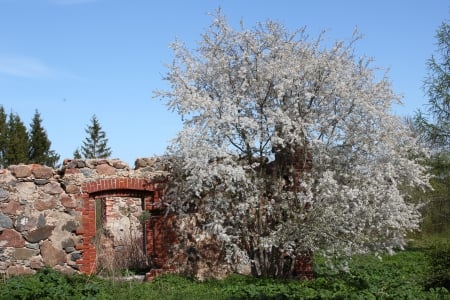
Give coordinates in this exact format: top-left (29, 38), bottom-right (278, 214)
top-left (15, 215), bottom-right (37, 232)
top-left (37, 214), bottom-right (46, 227)
top-left (0, 213), bottom-right (13, 229)
top-left (34, 179), bottom-right (49, 185)
top-left (12, 248), bottom-right (39, 260)
top-left (62, 221), bottom-right (78, 233)
top-left (23, 225), bottom-right (55, 243)
top-left (0, 188), bottom-right (9, 201)
top-left (64, 246), bottom-right (76, 253)
top-left (61, 238), bottom-right (74, 249)
top-left (80, 168), bottom-right (93, 177)
top-left (25, 242), bottom-right (40, 250)
top-left (76, 160), bottom-right (86, 168)
top-left (70, 251), bottom-right (82, 261)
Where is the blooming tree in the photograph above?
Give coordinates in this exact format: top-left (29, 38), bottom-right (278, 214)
top-left (156, 12), bottom-right (429, 278)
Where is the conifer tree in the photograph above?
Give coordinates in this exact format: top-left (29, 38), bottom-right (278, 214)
top-left (28, 110), bottom-right (60, 167)
top-left (414, 20), bottom-right (450, 234)
top-left (0, 106), bottom-right (7, 167)
top-left (415, 20), bottom-right (450, 150)
top-left (73, 148), bottom-right (82, 159)
top-left (80, 115), bottom-right (111, 159)
top-left (4, 113), bottom-right (29, 166)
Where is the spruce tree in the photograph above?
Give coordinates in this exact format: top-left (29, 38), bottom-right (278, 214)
top-left (80, 115), bottom-right (111, 159)
top-left (73, 148), bottom-right (82, 159)
top-left (4, 113), bottom-right (29, 166)
top-left (0, 106), bottom-right (7, 168)
top-left (28, 110), bottom-right (60, 167)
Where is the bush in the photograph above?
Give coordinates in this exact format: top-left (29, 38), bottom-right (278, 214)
top-left (425, 240), bottom-right (450, 290)
top-left (0, 268), bottom-right (109, 300)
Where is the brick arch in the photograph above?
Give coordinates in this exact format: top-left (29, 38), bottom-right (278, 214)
top-left (75, 177), bottom-right (166, 274)
top-left (81, 178), bottom-right (163, 194)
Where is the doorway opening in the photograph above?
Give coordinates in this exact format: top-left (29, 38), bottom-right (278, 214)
top-left (93, 191), bottom-right (154, 276)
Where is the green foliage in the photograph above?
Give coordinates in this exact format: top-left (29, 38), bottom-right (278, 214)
top-left (425, 240), bottom-right (450, 290)
top-left (0, 107), bottom-right (61, 168)
top-left (1, 250), bottom-right (450, 299)
top-left (73, 148), bottom-right (82, 159)
top-left (0, 106), bottom-right (7, 167)
top-left (415, 20), bottom-right (449, 150)
top-left (0, 268), bottom-right (108, 300)
top-left (28, 110), bottom-right (60, 167)
top-left (4, 112), bottom-right (30, 166)
top-left (420, 153), bottom-right (450, 234)
top-left (80, 114), bottom-right (112, 159)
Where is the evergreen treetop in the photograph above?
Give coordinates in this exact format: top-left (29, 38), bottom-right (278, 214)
top-left (29, 110), bottom-right (60, 167)
top-left (80, 114), bottom-right (112, 159)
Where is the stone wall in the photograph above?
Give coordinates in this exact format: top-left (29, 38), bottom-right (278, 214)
top-left (0, 158), bottom-right (171, 277)
top-left (0, 155), bottom-right (313, 280)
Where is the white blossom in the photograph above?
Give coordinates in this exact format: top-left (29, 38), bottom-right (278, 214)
top-left (155, 11), bottom-right (429, 277)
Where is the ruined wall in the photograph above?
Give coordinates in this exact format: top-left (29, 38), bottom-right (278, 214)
top-left (0, 155), bottom-right (313, 281)
top-left (0, 158), bottom-right (171, 277)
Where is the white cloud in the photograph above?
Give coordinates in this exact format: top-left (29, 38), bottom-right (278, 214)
top-left (0, 55), bottom-right (57, 78)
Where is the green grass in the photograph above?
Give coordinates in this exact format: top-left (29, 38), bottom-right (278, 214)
top-left (1, 248), bottom-right (449, 300)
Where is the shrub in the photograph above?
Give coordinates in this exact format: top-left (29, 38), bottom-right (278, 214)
top-left (425, 240), bottom-right (450, 290)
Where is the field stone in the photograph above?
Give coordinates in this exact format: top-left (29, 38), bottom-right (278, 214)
top-left (62, 221), bottom-right (78, 233)
top-left (25, 242), bottom-right (40, 250)
top-left (7, 265), bottom-right (35, 276)
top-left (12, 248), bottom-right (39, 260)
top-left (64, 184), bottom-right (79, 194)
top-left (0, 213), bottom-right (13, 229)
top-left (23, 225), bottom-right (55, 243)
top-left (1, 200), bottom-right (21, 215)
top-left (43, 182), bottom-right (64, 195)
top-left (61, 195), bottom-right (77, 209)
top-left (0, 188), bottom-right (9, 201)
top-left (11, 165), bottom-right (32, 178)
top-left (34, 197), bottom-right (58, 211)
top-left (31, 165), bottom-right (53, 179)
top-left (96, 164), bottom-right (116, 175)
top-left (41, 240), bottom-right (66, 267)
top-left (15, 215), bottom-right (38, 232)
top-left (30, 256), bottom-right (44, 270)
top-left (34, 179), bottom-right (49, 185)
top-left (0, 228), bottom-right (25, 248)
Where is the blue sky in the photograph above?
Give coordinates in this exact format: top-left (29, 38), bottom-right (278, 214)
top-left (0, 0), bottom-right (448, 166)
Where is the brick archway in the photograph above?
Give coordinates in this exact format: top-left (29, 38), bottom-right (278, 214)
top-left (75, 178), bottom-right (166, 274)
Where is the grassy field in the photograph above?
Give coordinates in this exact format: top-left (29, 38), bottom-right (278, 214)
top-left (1, 244), bottom-right (449, 299)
